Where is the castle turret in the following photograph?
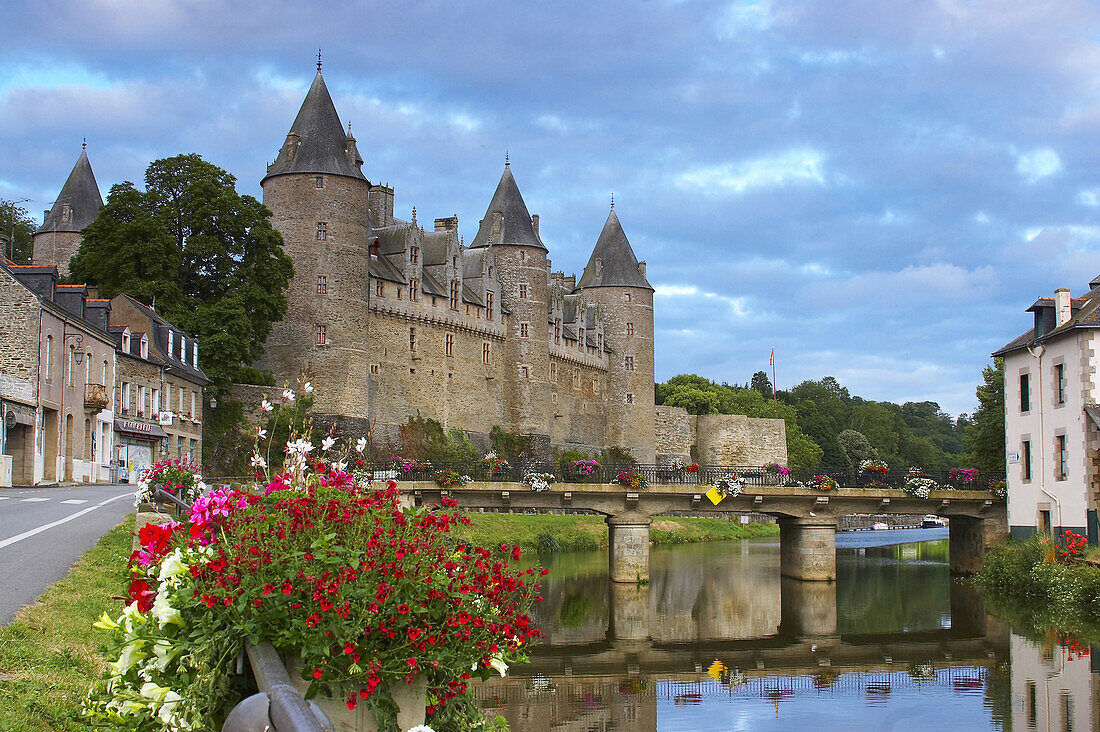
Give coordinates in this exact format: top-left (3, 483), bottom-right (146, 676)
top-left (258, 63), bottom-right (372, 430)
top-left (470, 162), bottom-right (552, 455)
top-left (578, 205), bottom-right (656, 462)
top-left (32, 142), bottom-right (103, 276)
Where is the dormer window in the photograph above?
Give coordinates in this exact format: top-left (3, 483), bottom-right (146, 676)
top-left (168, 330), bottom-right (174, 358)
top-left (140, 335), bottom-right (148, 359)
top-left (410, 247), bottom-right (419, 264)
top-left (121, 329), bottom-right (131, 353)
top-left (180, 335), bottom-right (186, 361)
top-left (192, 342), bottom-right (198, 368)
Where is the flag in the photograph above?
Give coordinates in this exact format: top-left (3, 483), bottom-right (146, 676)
top-left (769, 347), bottom-right (774, 366)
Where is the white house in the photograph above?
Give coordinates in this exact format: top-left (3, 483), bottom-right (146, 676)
top-left (994, 279), bottom-right (1100, 542)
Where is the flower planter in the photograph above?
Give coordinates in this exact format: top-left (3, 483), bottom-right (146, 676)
top-left (286, 655), bottom-right (427, 732)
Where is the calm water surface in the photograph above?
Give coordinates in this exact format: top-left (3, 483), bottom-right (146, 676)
top-left (475, 528), bottom-right (1097, 731)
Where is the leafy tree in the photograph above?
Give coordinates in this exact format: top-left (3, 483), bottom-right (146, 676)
top-left (1, 198), bottom-right (37, 263)
top-left (850, 403), bottom-right (901, 466)
top-left (69, 154), bottom-right (293, 393)
top-left (662, 386), bottom-right (720, 414)
top-left (964, 358), bottom-right (1006, 472)
top-left (796, 400), bottom-right (848, 466)
top-left (750, 370), bottom-right (773, 398)
top-left (838, 429), bottom-right (877, 468)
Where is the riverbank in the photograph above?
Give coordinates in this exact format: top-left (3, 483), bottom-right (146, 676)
top-left (452, 512), bottom-right (779, 553)
top-left (0, 517), bottom-right (132, 731)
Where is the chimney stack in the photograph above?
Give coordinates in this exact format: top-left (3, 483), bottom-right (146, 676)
top-left (434, 215), bottom-right (458, 232)
top-left (531, 214), bottom-right (539, 237)
top-left (1055, 288), bottom-right (1072, 326)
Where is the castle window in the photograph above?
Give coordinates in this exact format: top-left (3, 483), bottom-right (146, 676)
top-left (410, 278), bottom-right (419, 301)
top-left (397, 288), bottom-right (402, 300)
top-left (624, 356), bottom-right (635, 371)
top-left (626, 322), bottom-right (634, 336)
top-left (554, 320), bottom-right (561, 344)
top-left (623, 292), bottom-right (632, 303)
top-left (409, 327), bottom-right (416, 351)
top-left (578, 329), bottom-right (584, 351)
top-left (432, 296), bottom-right (437, 307)
top-left (518, 283), bottom-right (528, 299)
top-left (315, 176), bottom-right (324, 189)
top-left (572, 368), bottom-right (580, 388)
top-left (519, 250), bottom-right (526, 262)
top-left (488, 267), bottom-right (493, 277)
top-left (486, 292), bottom-right (494, 320)
top-left (551, 392), bottom-right (557, 403)
top-left (453, 256), bottom-right (458, 268)
top-left (317, 275), bottom-right (327, 295)
top-left (593, 379), bottom-right (599, 394)
top-left (410, 247), bottom-right (419, 264)
top-left (370, 364), bottom-right (379, 374)
top-left (465, 304), bottom-right (471, 316)
top-left (482, 342), bottom-right (490, 364)
top-left (520, 322), bottom-right (529, 338)
top-left (626, 393), bottom-right (634, 404)
top-left (520, 365), bottom-right (529, 379)
top-left (449, 280), bottom-right (460, 310)
top-left (316, 324), bottom-right (327, 346)
top-left (316, 222), bottom-right (327, 241)
top-left (376, 281), bottom-right (384, 297)
top-left (550, 362), bottom-right (556, 380)
top-left (445, 334), bottom-right (454, 357)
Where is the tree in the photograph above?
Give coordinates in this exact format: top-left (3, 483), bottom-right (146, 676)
top-left (796, 400), bottom-right (848, 466)
top-left (69, 154), bottom-right (293, 393)
top-left (838, 429), bottom-right (877, 468)
top-left (1, 198), bottom-right (36, 263)
top-left (662, 387), bottom-right (720, 414)
top-left (964, 358), bottom-right (1006, 472)
top-left (750, 370), bottom-right (773, 398)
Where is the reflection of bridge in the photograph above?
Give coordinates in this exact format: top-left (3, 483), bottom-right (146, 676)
top-left (405, 481), bottom-right (1006, 581)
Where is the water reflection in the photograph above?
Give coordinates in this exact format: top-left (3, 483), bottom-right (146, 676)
top-left (480, 532), bottom-right (1098, 730)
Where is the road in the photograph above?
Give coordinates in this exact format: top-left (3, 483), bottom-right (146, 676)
top-left (0, 483), bottom-right (135, 625)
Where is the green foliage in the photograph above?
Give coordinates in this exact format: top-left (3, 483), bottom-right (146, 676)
top-left (236, 366), bottom-right (276, 386)
top-left (555, 448), bottom-right (592, 471)
top-left (68, 154), bottom-right (294, 393)
top-left (1, 198), bottom-right (37, 263)
top-left (599, 445), bottom-right (637, 467)
top-left (837, 429), bottom-right (877, 468)
top-left (536, 532), bottom-right (564, 556)
top-left (489, 425), bottom-right (534, 462)
top-left (965, 358), bottom-right (1006, 472)
top-left (202, 399), bottom-right (250, 476)
top-left (750, 370), bottom-right (773, 398)
top-left (398, 416), bottom-right (479, 463)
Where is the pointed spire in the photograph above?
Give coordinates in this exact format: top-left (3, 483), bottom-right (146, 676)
top-left (610, 192), bottom-right (614, 210)
top-left (317, 48), bottom-right (323, 71)
top-left (468, 164), bottom-right (546, 250)
top-left (577, 206), bottom-right (653, 290)
top-left (82, 137), bottom-right (87, 150)
top-left (35, 144), bottom-right (103, 235)
top-left (263, 62), bottom-right (365, 182)
top-left (505, 150), bottom-right (509, 167)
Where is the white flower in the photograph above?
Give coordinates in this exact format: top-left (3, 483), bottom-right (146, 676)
top-left (286, 439), bottom-right (314, 456)
top-left (114, 640), bottom-right (146, 675)
top-left (282, 388), bottom-right (296, 403)
top-left (151, 591), bottom-right (183, 628)
top-left (489, 655), bottom-right (509, 677)
top-left (484, 451), bottom-right (498, 460)
top-left (140, 681), bottom-right (170, 702)
top-left (158, 690), bottom-right (185, 726)
top-left (303, 381), bottom-right (314, 393)
top-left (335, 460), bottom-right (347, 472)
top-left (157, 549), bottom-right (189, 583)
top-left (356, 437), bottom-right (367, 453)
top-left (321, 436), bottom-right (336, 452)
top-left (250, 454), bottom-right (267, 469)
top-left (256, 428), bottom-right (268, 439)
top-left (406, 726), bottom-right (436, 732)
top-left (260, 399), bottom-right (274, 413)
top-left (151, 639), bottom-right (179, 671)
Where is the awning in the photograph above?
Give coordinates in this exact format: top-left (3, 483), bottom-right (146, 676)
top-left (114, 418), bottom-right (169, 440)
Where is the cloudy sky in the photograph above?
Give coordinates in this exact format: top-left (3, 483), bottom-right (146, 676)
top-left (4, 0), bottom-right (1098, 416)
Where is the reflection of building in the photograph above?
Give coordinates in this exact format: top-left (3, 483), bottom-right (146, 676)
top-left (995, 281), bottom-right (1100, 540)
top-left (1010, 634), bottom-right (1097, 731)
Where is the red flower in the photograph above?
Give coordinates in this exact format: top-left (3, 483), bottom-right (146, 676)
top-left (128, 579), bottom-right (155, 612)
top-left (313, 668), bottom-right (323, 679)
top-left (398, 604), bottom-right (410, 614)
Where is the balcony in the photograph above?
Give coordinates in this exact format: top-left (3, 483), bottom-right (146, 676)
top-left (85, 383), bottom-right (109, 409)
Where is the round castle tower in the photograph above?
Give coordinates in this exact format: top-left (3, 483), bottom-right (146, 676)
top-left (32, 142), bottom-right (103, 276)
top-left (258, 65), bottom-right (372, 430)
top-left (578, 205), bottom-right (656, 463)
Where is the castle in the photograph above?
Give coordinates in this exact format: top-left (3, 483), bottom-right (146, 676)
top-left (255, 64), bottom-right (657, 461)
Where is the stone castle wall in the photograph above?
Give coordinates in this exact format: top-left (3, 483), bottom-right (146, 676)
top-left (31, 231), bottom-right (82, 277)
top-left (692, 413), bottom-right (787, 466)
top-left (654, 405), bottom-right (692, 461)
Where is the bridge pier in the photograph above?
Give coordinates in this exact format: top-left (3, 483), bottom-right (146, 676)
top-left (607, 513), bottom-right (652, 583)
top-left (609, 582), bottom-right (651, 641)
top-left (949, 516), bottom-right (1002, 575)
top-left (779, 577), bottom-right (838, 638)
top-left (779, 516), bottom-right (837, 581)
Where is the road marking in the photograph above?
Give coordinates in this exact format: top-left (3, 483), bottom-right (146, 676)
top-left (61, 499), bottom-right (88, 505)
top-left (0, 492), bottom-right (133, 551)
top-left (21, 497), bottom-right (49, 502)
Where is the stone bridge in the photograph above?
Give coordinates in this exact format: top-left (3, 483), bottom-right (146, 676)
top-left (403, 481), bottom-right (1006, 582)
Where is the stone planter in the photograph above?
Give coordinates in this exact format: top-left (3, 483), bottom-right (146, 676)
top-left (286, 656), bottom-right (427, 732)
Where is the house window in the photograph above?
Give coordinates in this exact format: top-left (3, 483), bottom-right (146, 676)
top-left (409, 327), bottom-right (416, 351)
top-left (518, 283), bottom-right (528, 299)
top-left (482, 342), bottom-right (490, 364)
top-left (316, 222), bottom-right (327, 241)
top-left (1057, 435), bottom-right (1068, 479)
top-left (178, 387), bottom-right (184, 412)
top-left (140, 336), bottom-right (148, 359)
top-left (1055, 364), bottom-right (1065, 405)
top-left (1020, 373), bottom-right (1030, 412)
top-left (316, 324), bottom-right (327, 346)
top-left (410, 279), bottom-right (419, 301)
top-left (45, 335), bottom-right (53, 380)
top-left (68, 345), bottom-right (75, 386)
top-left (624, 292), bottom-right (632, 303)
top-left (121, 382), bottom-right (130, 413)
top-left (625, 356), bottom-right (635, 371)
top-left (122, 330), bottom-right (131, 353)
top-left (626, 322), bottom-right (634, 336)
top-left (315, 176), bottom-right (324, 189)
top-left (376, 281), bottom-right (384, 297)
top-left (410, 247), bottom-right (419, 264)
top-left (520, 322), bottom-right (529, 338)
top-left (450, 280), bottom-right (460, 310)
top-left (180, 336), bottom-right (186, 361)
top-left (1023, 440), bottom-right (1032, 480)
top-left (519, 365), bottom-right (529, 379)
top-left (192, 343), bottom-right (198, 368)
top-left (152, 389), bottom-right (160, 416)
top-left (138, 386), bottom-right (146, 416)
top-left (168, 331), bottom-right (174, 359)
top-left (317, 275), bottom-right (327, 295)
top-left (445, 334), bottom-right (454, 357)
top-left (626, 393), bottom-right (634, 404)
top-left (486, 292), bottom-right (493, 320)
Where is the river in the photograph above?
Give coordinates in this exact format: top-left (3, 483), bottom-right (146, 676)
top-left (474, 528), bottom-right (1097, 731)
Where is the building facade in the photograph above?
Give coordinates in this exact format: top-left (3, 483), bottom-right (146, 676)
top-left (995, 280), bottom-right (1100, 541)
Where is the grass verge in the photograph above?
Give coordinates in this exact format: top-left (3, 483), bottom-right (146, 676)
top-left (452, 512), bottom-right (778, 553)
top-left (0, 517), bottom-right (133, 732)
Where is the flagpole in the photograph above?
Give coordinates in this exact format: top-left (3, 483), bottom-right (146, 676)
top-left (771, 346), bottom-right (778, 418)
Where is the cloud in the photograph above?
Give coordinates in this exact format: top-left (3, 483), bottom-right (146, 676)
top-left (675, 148), bottom-right (827, 195)
top-left (714, 0), bottom-right (773, 38)
top-left (1015, 147), bottom-right (1062, 183)
top-left (654, 283), bottom-right (749, 317)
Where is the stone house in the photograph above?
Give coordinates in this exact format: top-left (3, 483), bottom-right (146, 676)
top-left (994, 278), bottom-right (1100, 541)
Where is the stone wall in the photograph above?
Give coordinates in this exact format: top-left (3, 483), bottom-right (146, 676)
top-left (654, 405), bottom-right (692, 462)
top-left (0, 270), bottom-right (40, 407)
top-left (31, 231), bottom-right (82, 277)
top-left (691, 413), bottom-right (788, 466)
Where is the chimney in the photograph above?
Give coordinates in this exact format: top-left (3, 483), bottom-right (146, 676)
top-left (284, 132), bottom-right (300, 162)
top-left (531, 214), bottom-right (539, 237)
top-left (490, 210), bottom-right (503, 240)
top-left (368, 184), bottom-right (394, 227)
top-left (434, 215), bottom-right (458, 232)
top-left (1055, 288), bottom-right (1072, 326)
top-left (637, 261), bottom-right (646, 278)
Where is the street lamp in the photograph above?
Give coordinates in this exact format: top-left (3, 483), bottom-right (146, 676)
top-left (63, 332), bottom-right (84, 363)
top-left (209, 396), bottom-right (217, 410)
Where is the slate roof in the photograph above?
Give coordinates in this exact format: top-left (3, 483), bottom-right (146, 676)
top-left (369, 254), bottom-right (406, 285)
top-left (469, 166), bottom-right (546, 250)
top-left (36, 146), bottom-right (103, 235)
top-left (577, 208), bottom-right (652, 290)
top-left (993, 289), bottom-right (1100, 356)
top-left (112, 294), bottom-right (210, 384)
top-left (263, 71), bottom-right (365, 182)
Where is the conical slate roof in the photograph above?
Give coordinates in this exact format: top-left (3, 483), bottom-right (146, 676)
top-left (263, 70), bottom-right (365, 182)
top-left (469, 165), bottom-right (546, 250)
top-left (577, 208), bottom-right (652, 290)
top-left (35, 146), bottom-right (103, 234)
